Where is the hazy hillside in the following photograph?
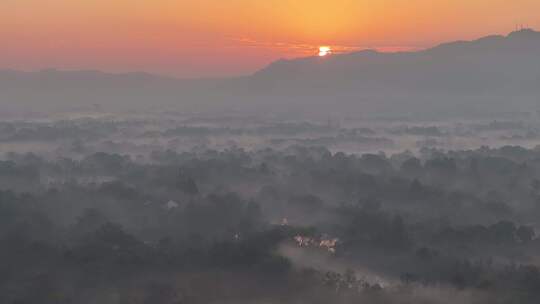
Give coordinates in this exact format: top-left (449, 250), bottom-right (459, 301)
top-left (247, 29), bottom-right (540, 118)
top-left (1, 29), bottom-right (539, 119)
top-left (0, 69), bottom-right (228, 115)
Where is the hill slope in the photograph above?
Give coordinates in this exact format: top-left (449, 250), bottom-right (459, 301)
top-left (1, 30), bottom-right (539, 119)
top-left (244, 29), bottom-right (540, 118)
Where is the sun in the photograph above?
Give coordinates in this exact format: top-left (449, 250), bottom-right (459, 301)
top-left (318, 46), bottom-right (332, 57)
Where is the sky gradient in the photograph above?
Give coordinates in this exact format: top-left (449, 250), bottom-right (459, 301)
top-left (1, 0), bottom-right (539, 77)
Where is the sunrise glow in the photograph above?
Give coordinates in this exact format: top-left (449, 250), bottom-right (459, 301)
top-left (1, 0), bottom-right (539, 76)
top-left (318, 46), bottom-right (332, 57)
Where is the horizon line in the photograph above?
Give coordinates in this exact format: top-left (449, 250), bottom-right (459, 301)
top-left (1, 27), bottom-right (536, 80)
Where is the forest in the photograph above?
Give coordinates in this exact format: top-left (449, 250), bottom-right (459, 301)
top-left (2, 116), bottom-right (540, 303)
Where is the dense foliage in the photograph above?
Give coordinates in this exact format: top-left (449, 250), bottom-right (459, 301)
top-left (2, 142), bottom-right (540, 303)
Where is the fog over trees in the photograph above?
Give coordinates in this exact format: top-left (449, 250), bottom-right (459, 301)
top-left (1, 29), bottom-right (540, 304)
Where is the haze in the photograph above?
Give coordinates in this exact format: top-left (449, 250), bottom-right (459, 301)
top-left (2, 2), bottom-right (540, 304)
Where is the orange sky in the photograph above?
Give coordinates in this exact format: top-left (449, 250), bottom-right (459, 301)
top-left (1, 0), bottom-right (539, 77)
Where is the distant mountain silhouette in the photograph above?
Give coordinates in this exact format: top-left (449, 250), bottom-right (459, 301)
top-left (1, 29), bottom-right (539, 118)
top-left (0, 68), bottom-right (230, 115)
top-left (244, 29), bottom-right (540, 118)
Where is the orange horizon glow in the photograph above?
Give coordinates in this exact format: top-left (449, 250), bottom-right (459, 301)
top-left (1, 0), bottom-right (539, 77)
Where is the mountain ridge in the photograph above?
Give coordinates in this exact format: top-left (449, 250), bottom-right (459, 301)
top-left (255, 29), bottom-right (540, 77)
top-left (2, 29), bottom-right (538, 81)
top-left (0, 29), bottom-right (539, 118)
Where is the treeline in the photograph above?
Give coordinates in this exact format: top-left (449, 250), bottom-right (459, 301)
top-left (2, 145), bottom-right (540, 303)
